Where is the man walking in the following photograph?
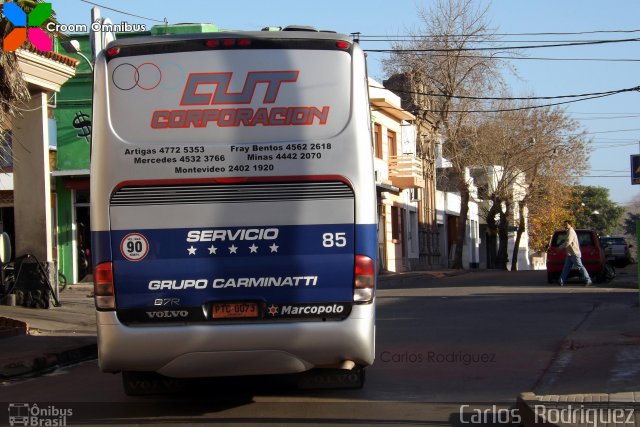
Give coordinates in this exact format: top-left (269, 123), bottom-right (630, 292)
top-left (559, 220), bottom-right (592, 286)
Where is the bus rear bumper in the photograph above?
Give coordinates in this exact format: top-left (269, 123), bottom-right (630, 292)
top-left (96, 304), bottom-right (375, 378)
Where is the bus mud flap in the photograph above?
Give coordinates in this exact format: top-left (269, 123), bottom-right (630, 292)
top-left (296, 366), bottom-right (365, 390)
top-left (122, 371), bottom-right (189, 396)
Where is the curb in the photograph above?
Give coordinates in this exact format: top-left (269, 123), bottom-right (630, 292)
top-left (378, 269), bottom-right (470, 282)
top-left (0, 342), bottom-right (97, 379)
top-left (517, 392), bottom-right (640, 427)
top-left (517, 392), bottom-right (558, 427)
top-left (0, 317), bottom-right (28, 339)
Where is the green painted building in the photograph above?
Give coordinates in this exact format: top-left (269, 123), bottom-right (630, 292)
top-left (53, 23), bottom-right (219, 283)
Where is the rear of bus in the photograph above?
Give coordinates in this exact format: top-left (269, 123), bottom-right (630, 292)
top-left (90, 29), bottom-right (376, 384)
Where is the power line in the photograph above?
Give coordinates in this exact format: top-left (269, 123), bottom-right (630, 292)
top-left (589, 143), bottom-right (638, 150)
top-left (366, 52), bottom-right (640, 62)
top-left (364, 38), bottom-right (640, 44)
top-left (584, 128), bottom-right (640, 135)
top-left (578, 175), bottom-right (631, 178)
top-left (568, 111), bottom-right (640, 115)
top-left (569, 115), bottom-right (640, 120)
top-left (78, 0), bottom-right (166, 23)
top-left (370, 84), bottom-right (639, 102)
top-left (373, 91), bottom-right (621, 113)
top-left (589, 138), bottom-right (639, 142)
top-left (357, 29), bottom-right (640, 38)
top-left (364, 37), bottom-right (640, 53)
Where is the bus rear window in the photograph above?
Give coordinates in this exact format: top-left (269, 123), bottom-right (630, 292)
top-left (106, 49), bottom-right (351, 145)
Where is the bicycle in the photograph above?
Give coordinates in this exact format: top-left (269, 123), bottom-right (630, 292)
top-left (5, 260), bottom-right (68, 291)
top-left (57, 269), bottom-right (68, 292)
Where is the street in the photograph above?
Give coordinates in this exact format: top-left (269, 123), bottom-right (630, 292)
top-left (1, 269), bottom-right (638, 426)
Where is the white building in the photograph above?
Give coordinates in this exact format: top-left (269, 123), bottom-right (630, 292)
top-left (471, 166), bottom-right (532, 270)
top-left (435, 161), bottom-right (481, 269)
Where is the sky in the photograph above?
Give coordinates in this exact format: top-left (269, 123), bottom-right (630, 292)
top-left (49, 0), bottom-right (640, 205)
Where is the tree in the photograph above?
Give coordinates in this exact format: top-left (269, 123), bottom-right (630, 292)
top-left (470, 102), bottom-right (589, 270)
top-left (507, 107), bottom-right (589, 270)
top-left (528, 185), bottom-right (574, 253)
top-left (568, 185), bottom-right (625, 235)
top-left (1, 1), bottom-right (61, 164)
top-left (0, 1), bottom-right (31, 121)
top-left (383, 0), bottom-right (506, 269)
top-left (623, 213), bottom-right (640, 236)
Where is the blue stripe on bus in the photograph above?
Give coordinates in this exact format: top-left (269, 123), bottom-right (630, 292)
top-left (114, 254), bottom-right (354, 307)
top-left (355, 223), bottom-right (377, 261)
top-left (93, 223), bottom-right (377, 264)
top-left (92, 223), bottom-right (377, 308)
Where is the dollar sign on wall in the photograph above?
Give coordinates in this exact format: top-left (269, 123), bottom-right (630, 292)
top-left (72, 111), bottom-right (92, 143)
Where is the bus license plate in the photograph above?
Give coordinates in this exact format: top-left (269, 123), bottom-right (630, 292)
top-left (212, 302), bottom-right (258, 319)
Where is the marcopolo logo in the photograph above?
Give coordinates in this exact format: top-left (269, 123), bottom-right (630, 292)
top-left (2, 2), bottom-right (53, 52)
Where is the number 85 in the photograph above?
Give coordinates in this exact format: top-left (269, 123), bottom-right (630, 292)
top-left (322, 232), bottom-right (347, 248)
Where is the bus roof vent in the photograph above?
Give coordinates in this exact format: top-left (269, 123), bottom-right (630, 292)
top-left (283, 25), bottom-right (318, 32)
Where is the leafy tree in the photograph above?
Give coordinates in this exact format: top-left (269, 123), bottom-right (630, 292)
top-left (470, 102), bottom-right (588, 269)
top-left (618, 194), bottom-right (640, 237)
top-left (568, 185), bottom-right (624, 235)
top-left (1, 1), bottom-right (61, 164)
top-left (527, 183), bottom-right (574, 253)
top-left (623, 213), bottom-right (640, 236)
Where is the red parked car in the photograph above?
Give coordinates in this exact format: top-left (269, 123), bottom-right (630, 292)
top-left (546, 229), bottom-right (606, 284)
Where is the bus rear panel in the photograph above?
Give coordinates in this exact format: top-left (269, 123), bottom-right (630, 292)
top-left (91, 30), bottom-right (376, 380)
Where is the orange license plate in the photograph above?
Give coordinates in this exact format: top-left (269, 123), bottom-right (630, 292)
top-left (212, 302), bottom-right (259, 319)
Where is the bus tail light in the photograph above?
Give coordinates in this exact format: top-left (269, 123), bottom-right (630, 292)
top-left (106, 47), bottom-right (120, 57)
top-left (94, 262), bottom-right (116, 310)
top-left (354, 255), bottom-right (375, 303)
top-left (205, 38), bottom-right (251, 48)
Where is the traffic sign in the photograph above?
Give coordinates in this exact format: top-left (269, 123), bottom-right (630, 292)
top-left (631, 154), bottom-right (640, 185)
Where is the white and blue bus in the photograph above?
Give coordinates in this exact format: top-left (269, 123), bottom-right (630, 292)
top-left (90, 27), bottom-right (376, 393)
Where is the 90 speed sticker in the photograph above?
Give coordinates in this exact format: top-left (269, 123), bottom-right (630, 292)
top-left (121, 233), bottom-right (149, 261)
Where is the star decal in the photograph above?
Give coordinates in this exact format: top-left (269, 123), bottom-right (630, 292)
top-left (187, 246), bottom-right (197, 255)
top-left (228, 244), bottom-right (238, 254)
top-left (267, 304), bottom-right (279, 316)
top-left (249, 244), bottom-right (259, 253)
top-left (208, 245), bottom-right (217, 255)
top-left (269, 243), bottom-right (279, 253)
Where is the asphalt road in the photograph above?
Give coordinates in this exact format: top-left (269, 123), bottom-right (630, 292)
top-left (1, 269), bottom-right (637, 426)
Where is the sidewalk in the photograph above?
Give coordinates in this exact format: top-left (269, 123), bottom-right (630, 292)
top-left (0, 284), bottom-right (97, 378)
top-left (380, 266), bottom-right (640, 426)
top-left (516, 280), bottom-right (640, 426)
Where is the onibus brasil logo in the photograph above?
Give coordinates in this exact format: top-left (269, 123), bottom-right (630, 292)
top-left (2, 2), bottom-right (53, 52)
